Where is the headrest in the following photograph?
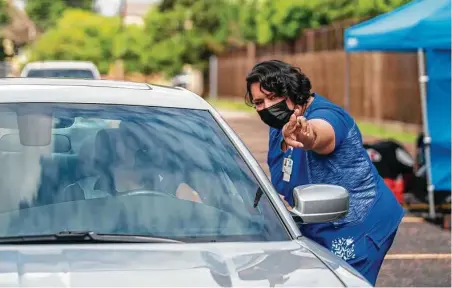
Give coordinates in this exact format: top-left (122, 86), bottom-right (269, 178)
top-left (94, 128), bottom-right (143, 167)
top-left (117, 121), bottom-right (163, 166)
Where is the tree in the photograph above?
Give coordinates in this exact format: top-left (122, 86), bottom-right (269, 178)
top-left (237, 0), bottom-right (259, 42)
top-left (26, 0), bottom-right (93, 31)
top-left (24, 0), bottom-right (412, 77)
top-left (0, 0), bottom-right (10, 61)
top-left (312, 0), bottom-right (412, 23)
top-left (113, 24), bottom-right (147, 74)
top-left (255, 0), bottom-right (322, 45)
top-left (0, 0), bottom-right (9, 27)
top-left (28, 9), bottom-right (120, 74)
top-left (214, 0), bottom-right (259, 46)
top-left (253, 0), bottom-right (412, 45)
top-left (141, 0), bottom-right (234, 77)
top-left (158, 0), bottom-right (178, 11)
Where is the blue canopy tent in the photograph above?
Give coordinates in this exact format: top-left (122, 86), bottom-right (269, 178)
top-left (344, 0), bottom-right (451, 218)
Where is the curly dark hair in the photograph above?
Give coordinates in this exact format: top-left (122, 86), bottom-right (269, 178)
top-left (245, 60), bottom-right (314, 107)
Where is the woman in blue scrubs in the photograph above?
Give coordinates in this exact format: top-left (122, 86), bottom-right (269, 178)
top-left (245, 60), bottom-right (404, 286)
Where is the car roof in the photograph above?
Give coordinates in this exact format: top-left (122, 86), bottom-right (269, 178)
top-left (0, 78), bottom-right (211, 110)
top-left (23, 61), bottom-right (99, 70)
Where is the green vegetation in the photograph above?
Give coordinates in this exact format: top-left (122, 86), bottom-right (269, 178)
top-left (28, 10), bottom-right (121, 74)
top-left (253, 0), bottom-right (411, 44)
top-left (207, 98), bottom-right (255, 113)
top-left (26, 0), bottom-right (93, 31)
top-left (24, 0), bottom-right (410, 77)
top-left (0, 0), bottom-right (9, 61)
top-left (0, 0), bottom-right (9, 27)
top-left (357, 121), bottom-right (417, 143)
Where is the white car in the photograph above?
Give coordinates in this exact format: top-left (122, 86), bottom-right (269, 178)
top-left (0, 78), bottom-right (369, 287)
top-left (20, 61), bottom-right (101, 79)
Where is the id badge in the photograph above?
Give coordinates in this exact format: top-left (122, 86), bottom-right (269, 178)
top-left (285, 158), bottom-right (293, 174)
top-left (283, 172), bottom-right (291, 182)
top-left (282, 157), bottom-right (293, 182)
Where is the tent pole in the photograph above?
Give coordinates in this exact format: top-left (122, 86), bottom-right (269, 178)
top-left (417, 48), bottom-right (436, 219)
top-left (345, 53), bottom-right (351, 111)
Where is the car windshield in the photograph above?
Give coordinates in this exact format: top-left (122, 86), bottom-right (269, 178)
top-left (0, 103), bottom-right (289, 242)
top-left (25, 69), bottom-right (95, 79)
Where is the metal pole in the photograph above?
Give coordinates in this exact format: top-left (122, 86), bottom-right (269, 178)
top-left (417, 48), bottom-right (436, 219)
top-left (209, 55), bottom-right (218, 100)
top-left (119, 0), bottom-right (126, 44)
top-left (344, 53), bottom-right (351, 111)
top-left (117, 0), bottom-right (126, 80)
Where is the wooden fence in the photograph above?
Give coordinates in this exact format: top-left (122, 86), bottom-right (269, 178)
top-left (216, 21), bottom-right (422, 125)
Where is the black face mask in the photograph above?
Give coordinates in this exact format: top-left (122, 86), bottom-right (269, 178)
top-left (257, 100), bottom-right (294, 129)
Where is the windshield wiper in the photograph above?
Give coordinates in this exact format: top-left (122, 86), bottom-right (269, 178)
top-left (0, 231), bottom-right (184, 244)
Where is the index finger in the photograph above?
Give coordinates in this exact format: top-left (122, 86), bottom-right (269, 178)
top-left (297, 116), bottom-right (309, 133)
top-left (284, 137), bottom-right (304, 148)
top-left (284, 112), bottom-right (298, 131)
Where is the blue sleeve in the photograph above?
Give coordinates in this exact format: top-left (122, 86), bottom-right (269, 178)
top-left (267, 128), bottom-right (276, 168)
top-left (309, 109), bottom-right (349, 147)
top-left (267, 127), bottom-right (285, 195)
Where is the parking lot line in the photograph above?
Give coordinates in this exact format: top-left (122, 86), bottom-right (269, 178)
top-left (385, 253), bottom-right (452, 260)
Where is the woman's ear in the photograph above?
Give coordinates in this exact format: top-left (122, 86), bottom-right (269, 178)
top-left (286, 98), bottom-right (296, 110)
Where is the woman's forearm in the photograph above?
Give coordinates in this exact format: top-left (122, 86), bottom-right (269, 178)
top-left (307, 120), bottom-right (335, 155)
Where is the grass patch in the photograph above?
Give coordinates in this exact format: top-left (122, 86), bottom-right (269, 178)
top-left (206, 98), bottom-right (254, 113)
top-left (208, 98), bottom-right (417, 143)
top-left (357, 121), bottom-right (417, 143)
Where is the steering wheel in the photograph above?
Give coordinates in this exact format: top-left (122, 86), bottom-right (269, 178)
top-left (120, 189), bottom-right (178, 199)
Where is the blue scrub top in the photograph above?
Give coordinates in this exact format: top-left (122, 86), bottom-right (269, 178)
top-left (267, 95), bottom-right (404, 264)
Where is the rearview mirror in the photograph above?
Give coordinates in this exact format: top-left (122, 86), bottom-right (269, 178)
top-left (17, 112), bottom-right (53, 146)
top-left (0, 133), bottom-right (72, 153)
top-left (290, 184), bottom-right (349, 224)
top-left (0, 113), bottom-right (74, 130)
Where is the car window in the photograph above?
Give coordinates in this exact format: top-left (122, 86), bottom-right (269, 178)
top-left (0, 103), bottom-right (289, 242)
top-left (25, 69), bottom-right (95, 79)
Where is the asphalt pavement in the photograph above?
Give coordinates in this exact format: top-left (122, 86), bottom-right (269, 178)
top-left (220, 111), bottom-right (452, 287)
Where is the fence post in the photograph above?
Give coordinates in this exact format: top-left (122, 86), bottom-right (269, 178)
top-left (344, 53), bottom-right (350, 111)
top-left (246, 42), bottom-right (256, 70)
top-left (209, 55), bottom-right (218, 99)
top-left (372, 53), bottom-right (383, 122)
top-left (306, 29), bottom-right (315, 52)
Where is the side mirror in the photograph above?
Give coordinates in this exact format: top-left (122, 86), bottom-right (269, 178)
top-left (290, 184), bottom-right (349, 224)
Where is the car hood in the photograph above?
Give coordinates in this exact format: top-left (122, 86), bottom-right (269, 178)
top-left (0, 240), bottom-right (361, 287)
